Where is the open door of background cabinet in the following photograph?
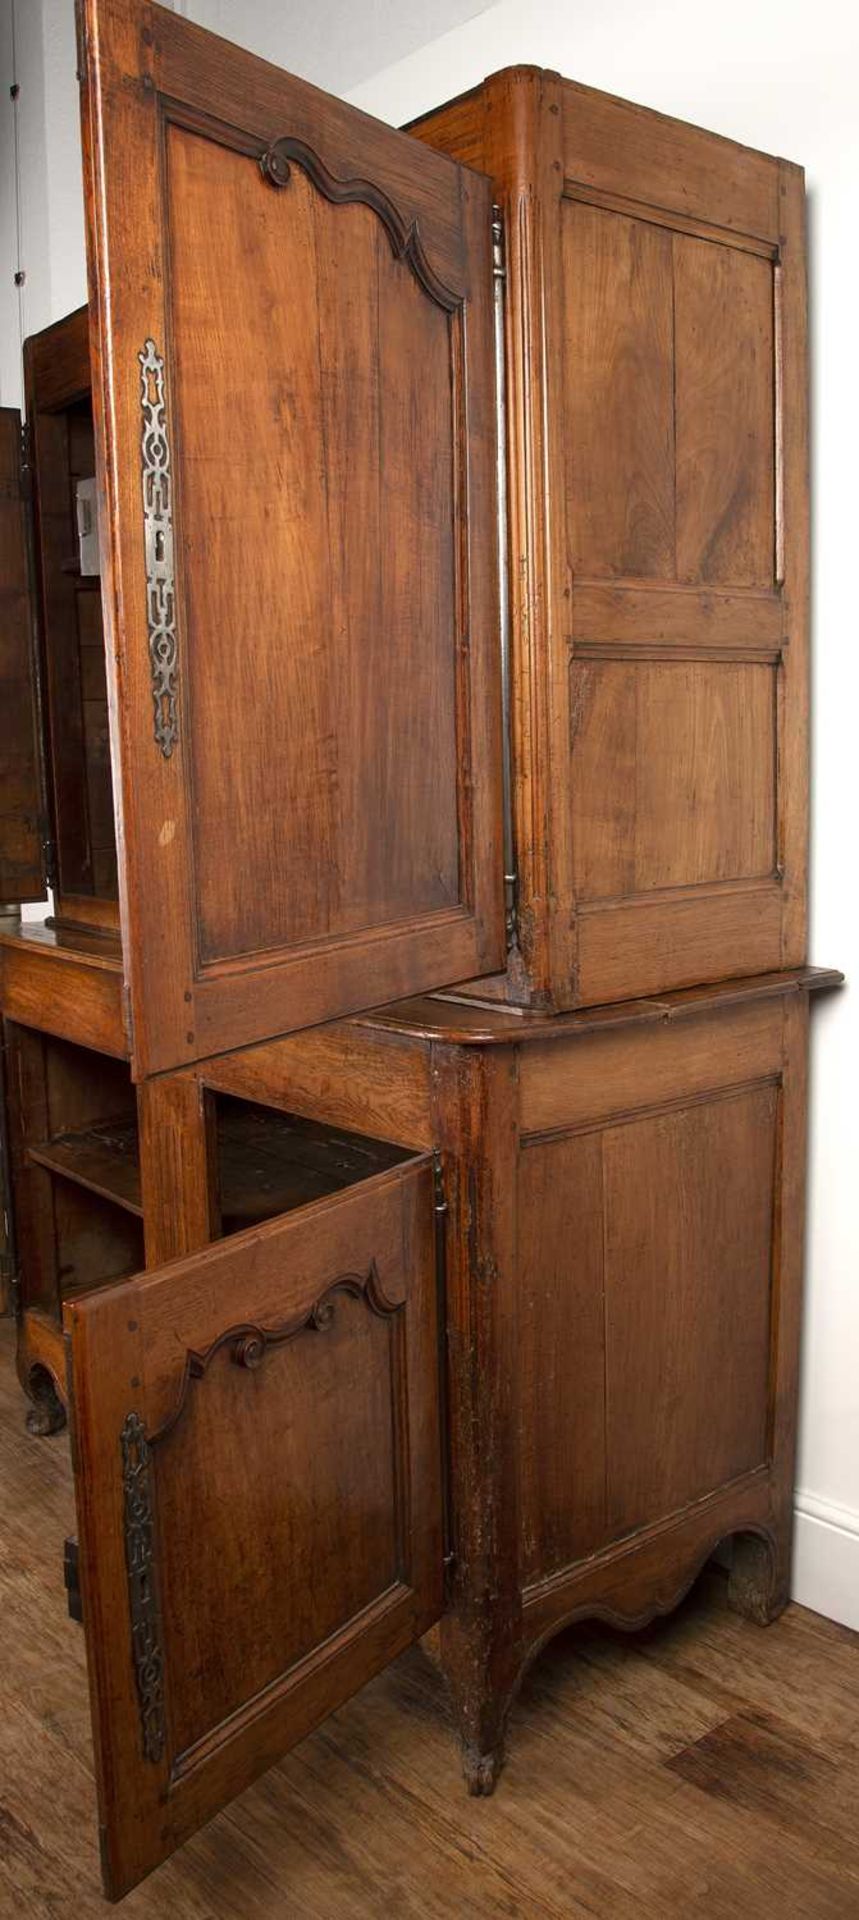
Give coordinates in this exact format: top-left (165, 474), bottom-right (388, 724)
top-left (65, 1156), bottom-right (442, 1898)
top-left (0, 407), bottom-right (48, 909)
top-left (77, 0), bottom-right (503, 1077)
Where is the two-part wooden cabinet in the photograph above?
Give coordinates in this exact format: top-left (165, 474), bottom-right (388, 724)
top-left (0, 0), bottom-right (840, 1900)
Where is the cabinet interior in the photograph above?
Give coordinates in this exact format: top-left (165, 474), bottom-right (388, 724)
top-left (16, 1031), bottom-right (415, 1311)
top-left (209, 1093), bottom-right (415, 1236)
top-left (27, 319), bottom-right (119, 932)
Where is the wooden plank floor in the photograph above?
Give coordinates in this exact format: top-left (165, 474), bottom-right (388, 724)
top-left (2, 1317), bottom-right (858, 1919)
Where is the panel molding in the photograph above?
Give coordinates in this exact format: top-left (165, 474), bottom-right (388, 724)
top-left (147, 1260), bottom-right (402, 1445)
top-left (170, 1579), bottom-right (412, 1786)
top-left (562, 178), bottom-right (780, 260)
top-left (259, 135), bottom-right (463, 313)
top-left (520, 1071), bottom-right (781, 1149)
top-left (577, 876), bottom-right (783, 916)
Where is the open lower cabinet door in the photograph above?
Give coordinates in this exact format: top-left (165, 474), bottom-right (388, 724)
top-left (77, 0), bottom-right (503, 1077)
top-left (0, 407), bottom-right (48, 908)
top-left (65, 1157), bottom-right (443, 1898)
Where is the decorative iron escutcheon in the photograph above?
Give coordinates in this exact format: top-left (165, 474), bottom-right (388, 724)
top-left (120, 1410), bottom-right (166, 1764)
top-left (138, 338), bottom-right (178, 758)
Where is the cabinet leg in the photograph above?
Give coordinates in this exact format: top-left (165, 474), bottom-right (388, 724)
top-left (727, 1527), bottom-right (789, 1626)
top-left (439, 1614), bottom-right (514, 1798)
top-left (17, 1358), bottom-right (66, 1437)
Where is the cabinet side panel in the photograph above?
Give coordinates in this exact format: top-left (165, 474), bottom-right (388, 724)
top-left (559, 140), bottom-right (798, 1001)
top-left (517, 1131), bottom-right (606, 1578)
top-left (603, 1083), bottom-right (777, 1534)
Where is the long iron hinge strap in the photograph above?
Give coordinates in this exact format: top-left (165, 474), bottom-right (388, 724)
top-left (492, 206), bottom-right (517, 953)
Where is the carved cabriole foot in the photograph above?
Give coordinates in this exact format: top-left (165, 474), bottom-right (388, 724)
top-left (21, 1364), bottom-right (67, 1437)
top-left (727, 1528), bottom-right (789, 1626)
top-left (16, 1310), bottom-right (69, 1437)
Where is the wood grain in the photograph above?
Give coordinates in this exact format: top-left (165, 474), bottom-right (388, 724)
top-left (0, 923), bottom-right (126, 1056)
top-left (78, 0), bottom-right (503, 1074)
top-left (563, 201), bottom-right (675, 579)
top-left (415, 68), bottom-right (806, 1012)
top-left (2, 1321), bottom-right (858, 1917)
top-left (603, 1084), bottom-right (777, 1532)
top-left (65, 1157), bottom-right (442, 1897)
top-left (570, 660), bottom-right (777, 900)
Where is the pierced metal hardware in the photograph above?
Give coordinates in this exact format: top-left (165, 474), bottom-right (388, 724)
top-left (121, 1411), bottom-right (166, 1764)
top-left (138, 338), bottom-right (178, 759)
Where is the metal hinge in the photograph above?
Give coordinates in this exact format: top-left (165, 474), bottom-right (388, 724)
top-left (433, 1148), bottom-right (448, 1217)
top-left (42, 834), bottom-right (57, 890)
top-left (504, 871), bottom-right (519, 949)
top-left (18, 420), bottom-right (31, 493)
top-left (491, 204), bottom-right (505, 281)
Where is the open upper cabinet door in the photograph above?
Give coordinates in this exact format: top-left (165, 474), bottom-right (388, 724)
top-left (0, 408), bottom-right (48, 907)
top-left (66, 1156), bottom-right (443, 1898)
top-left (77, 0), bottom-right (503, 1076)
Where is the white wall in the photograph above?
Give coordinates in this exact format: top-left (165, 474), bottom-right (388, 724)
top-left (0, 0), bottom-right (84, 407)
top-left (347, 0), bottom-right (859, 1630)
top-left (1, 0), bottom-right (855, 1625)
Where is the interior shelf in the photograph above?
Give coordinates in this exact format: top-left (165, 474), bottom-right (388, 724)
top-left (27, 1122), bottom-right (141, 1216)
top-left (26, 1102), bottom-right (412, 1237)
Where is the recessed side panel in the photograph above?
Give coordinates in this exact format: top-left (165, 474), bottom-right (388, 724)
top-left (603, 1083), bottom-right (778, 1533)
top-left (560, 180), bottom-right (795, 1002)
top-left (570, 660), bottom-right (777, 903)
top-left (517, 999), bottom-right (785, 1600)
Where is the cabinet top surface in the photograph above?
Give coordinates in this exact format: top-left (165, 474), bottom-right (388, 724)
top-left (0, 919), bottom-right (122, 975)
top-left (354, 968), bottom-right (843, 1048)
top-left (408, 63), bottom-right (802, 180)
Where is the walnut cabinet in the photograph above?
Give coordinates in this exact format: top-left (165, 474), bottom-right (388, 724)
top-left (0, 0), bottom-right (840, 1902)
top-left (413, 67), bottom-right (810, 1012)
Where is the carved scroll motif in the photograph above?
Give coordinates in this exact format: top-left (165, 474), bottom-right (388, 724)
top-left (120, 1411), bottom-right (166, 1764)
top-left (259, 136), bottom-right (462, 314)
top-left (138, 338), bottom-right (178, 758)
top-left (149, 1261), bottom-right (400, 1446)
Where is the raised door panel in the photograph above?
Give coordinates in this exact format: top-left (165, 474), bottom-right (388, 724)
top-left (65, 1157), bottom-right (442, 1898)
top-left (78, 0), bottom-right (502, 1075)
top-left (560, 149), bottom-right (807, 1004)
top-left (0, 408), bottom-right (47, 905)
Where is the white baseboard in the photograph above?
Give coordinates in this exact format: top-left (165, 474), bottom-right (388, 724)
top-left (792, 1490), bottom-right (859, 1630)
